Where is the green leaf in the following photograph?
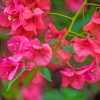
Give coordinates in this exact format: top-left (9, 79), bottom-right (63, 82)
top-left (39, 67), bottom-right (52, 82)
top-left (50, 39), bottom-right (59, 45)
top-left (61, 45), bottom-right (75, 54)
top-left (51, 56), bottom-right (60, 64)
top-left (22, 68), bottom-right (37, 87)
top-left (6, 68), bottom-right (27, 91)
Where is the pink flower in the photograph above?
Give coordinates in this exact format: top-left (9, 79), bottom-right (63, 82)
top-left (4, 4), bottom-right (20, 17)
top-left (60, 66), bottom-right (87, 90)
top-left (72, 35), bottom-right (99, 57)
top-left (8, 36), bottom-right (52, 66)
top-left (7, 35), bottom-right (30, 54)
top-left (65, 0), bottom-right (83, 12)
top-left (36, 0), bottom-right (51, 12)
top-left (9, 19), bottom-right (33, 38)
top-left (0, 57), bottom-right (21, 80)
top-left (20, 7), bottom-right (45, 35)
top-left (0, 11), bottom-right (11, 27)
top-left (21, 84), bottom-right (42, 100)
top-left (22, 0), bottom-right (51, 12)
top-left (60, 61), bottom-right (100, 89)
top-left (45, 23), bottom-right (67, 43)
top-left (31, 38), bottom-right (52, 66)
top-left (7, 35), bottom-right (32, 61)
top-left (80, 60), bottom-right (100, 83)
top-left (83, 12), bottom-right (100, 40)
top-left (94, 53), bottom-right (100, 64)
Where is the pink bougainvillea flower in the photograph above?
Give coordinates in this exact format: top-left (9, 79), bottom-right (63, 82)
top-left (17, 37), bottom-right (52, 66)
top-left (20, 7), bottom-right (45, 35)
top-left (72, 35), bottom-right (99, 57)
top-left (60, 61), bottom-right (100, 89)
top-left (7, 35), bottom-right (30, 54)
top-left (45, 23), bottom-right (67, 43)
top-left (7, 35), bottom-right (32, 61)
top-left (65, 0), bottom-right (83, 12)
top-left (8, 36), bottom-right (52, 66)
top-left (31, 38), bottom-right (52, 66)
top-left (94, 53), bottom-right (100, 64)
top-left (21, 84), bottom-right (42, 100)
top-left (60, 66), bottom-right (87, 90)
top-left (22, 0), bottom-right (51, 12)
top-left (1, 0), bottom-right (50, 36)
top-left (4, 4), bottom-right (19, 17)
top-left (36, 0), bottom-right (51, 12)
top-left (9, 19), bottom-right (33, 38)
top-left (83, 12), bottom-right (100, 40)
top-left (0, 1), bottom-right (24, 34)
top-left (0, 11), bottom-right (11, 27)
top-left (80, 60), bottom-right (100, 83)
top-left (0, 57), bottom-right (21, 80)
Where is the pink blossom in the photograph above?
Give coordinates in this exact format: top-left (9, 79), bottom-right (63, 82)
top-left (21, 84), bottom-right (42, 100)
top-left (18, 38), bottom-right (52, 66)
top-left (0, 0), bottom-right (51, 36)
top-left (7, 35), bottom-right (32, 61)
top-left (72, 35), bottom-right (99, 57)
top-left (36, 0), bottom-right (51, 12)
top-left (60, 62), bottom-right (100, 89)
top-left (83, 12), bottom-right (100, 40)
top-left (0, 11), bottom-right (11, 27)
top-left (9, 19), bottom-right (33, 38)
top-left (7, 35), bottom-right (30, 54)
top-left (80, 60), bottom-right (100, 83)
top-left (60, 66), bottom-right (86, 90)
top-left (65, 0), bottom-right (83, 12)
top-left (31, 38), bottom-right (52, 66)
top-left (8, 36), bottom-right (52, 66)
top-left (45, 23), bottom-right (67, 43)
top-left (22, 0), bottom-right (51, 12)
top-left (4, 4), bottom-right (20, 17)
top-left (20, 8), bottom-right (45, 35)
top-left (0, 57), bottom-right (21, 80)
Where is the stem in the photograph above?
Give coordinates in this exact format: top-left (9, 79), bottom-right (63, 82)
top-left (49, 12), bottom-right (72, 20)
top-left (86, 3), bottom-right (100, 7)
top-left (70, 31), bottom-right (85, 38)
top-left (61, 0), bottom-right (87, 41)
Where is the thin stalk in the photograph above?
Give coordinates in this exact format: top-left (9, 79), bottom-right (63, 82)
top-left (49, 12), bottom-right (72, 20)
top-left (86, 3), bottom-right (100, 7)
top-left (61, 0), bottom-right (87, 41)
top-left (70, 31), bottom-right (85, 38)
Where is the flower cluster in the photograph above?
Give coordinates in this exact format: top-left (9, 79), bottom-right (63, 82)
top-left (0, 0), bottom-right (52, 81)
top-left (0, 1), bottom-right (100, 99)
